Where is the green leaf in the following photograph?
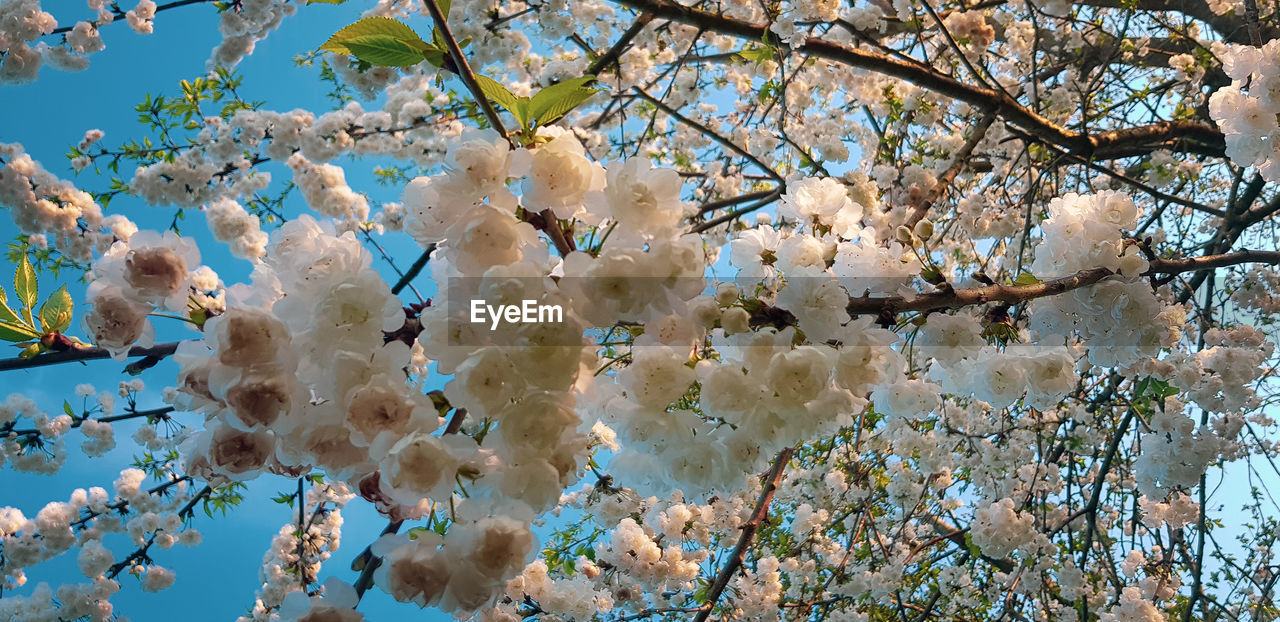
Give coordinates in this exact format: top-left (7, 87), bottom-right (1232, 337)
top-left (474, 74), bottom-right (529, 128)
top-left (1133, 376), bottom-right (1152, 398)
top-left (421, 48), bottom-right (447, 68)
top-left (14, 254), bottom-right (37, 321)
top-left (735, 45), bottom-right (775, 64)
top-left (189, 307), bottom-right (208, 329)
top-left (1135, 376), bottom-right (1178, 401)
top-left (0, 286), bottom-right (22, 326)
top-left (320, 16), bottom-right (428, 55)
top-left (527, 76), bottom-right (602, 127)
top-left (342, 34), bottom-right (426, 67)
top-left (965, 532), bottom-right (982, 559)
top-left (1151, 379), bottom-right (1179, 399)
top-left (1012, 272), bottom-right (1041, 286)
top-left (0, 320), bottom-right (39, 342)
top-left (38, 284), bottom-right (73, 334)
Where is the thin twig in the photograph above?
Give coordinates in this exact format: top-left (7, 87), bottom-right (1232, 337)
top-left (5, 406), bottom-right (176, 438)
top-left (392, 244), bottom-right (437, 296)
top-left (586, 12), bottom-right (656, 77)
top-left (631, 87), bottom-right (785, 183)
top-left (48, 0), bottom-right (214, 36)
top-left (694, 188), bottom-right (780, 215)
top-left (689, 189), bottom-right (782, 233)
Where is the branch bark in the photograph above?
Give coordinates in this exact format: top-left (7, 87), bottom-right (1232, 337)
top-left (0, 341), bottom-right (183, 373)
top-left (424, 0), bottom-right (511, 144)
top-left (844, 250), bottom-right (1280, 317)
top-left (904, 110), bottom-right (997, 228)
top-left (586, 12), bottom-right (656, 77)
top-left (692, 447), bottom-right (793, 622)
top-left (391, 244), bottom-right (436, 296)
top-left (48, 0), bottom-right (214, 36)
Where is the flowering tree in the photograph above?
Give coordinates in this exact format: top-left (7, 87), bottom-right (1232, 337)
top-left (3, 0), bottom-right (1280, 619)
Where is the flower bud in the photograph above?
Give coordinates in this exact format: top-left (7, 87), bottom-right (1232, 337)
top-left (913, 218), bottom-right (934, 241)
top-left (721, 307), bottom-right (751, 334)
top-left (895, 225), bottom-right (914, 244)
top-left (715, 283), bottom-right (740, 306)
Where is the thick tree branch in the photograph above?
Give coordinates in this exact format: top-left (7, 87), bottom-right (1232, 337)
top-left (1075, 0), bottom-right (1278, 45)
top-left (1152, 249), bottom-right (1280, 274)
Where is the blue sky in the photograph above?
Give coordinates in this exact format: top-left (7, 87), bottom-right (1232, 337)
top-left (0, 3), bottom-right (446, 619)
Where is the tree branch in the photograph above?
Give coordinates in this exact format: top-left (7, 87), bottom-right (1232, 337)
top-left (631, 87), bottom-right (785, 184)
top-left (689, 189), bottom-right (782, 233)
top-left (613, 0), bottom-right (1226, 159)
top-left (48, 0), bottom-right (214, 36)
top-left (695, 188), bottom-right (781, 215)
top-left (107, 485), bottom-right (213, 579)
top-left (0, 341), bottom-right (183, 373)
top-left (905, 110), bottom-right (997, 228)
top-left (692, 447), bottom-right (793, 622)
top-left (391, 244), bottom-right (436, 296)
top-left (423, 0), bottom-right (511, 145)
top-left (844, 250), bottom-right (1280, 317)
top-left (4, 406), bottom-right (176, 438)
top-left (586, 12), bottom-right (655, 78)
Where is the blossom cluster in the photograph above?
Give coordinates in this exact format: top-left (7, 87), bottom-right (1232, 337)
top-left (0, 0), bottom-right (303, 84)
top-left (1209, 39), bottom-right (1280, 181)
top-left (242, 481), bottom-right (355, 620)
top-left (0, 142), bottom-right (128, 262)
top-left (0, 468), bottom-right (203, 620)
top-left (1028, 191), bottom-right (1184, 367)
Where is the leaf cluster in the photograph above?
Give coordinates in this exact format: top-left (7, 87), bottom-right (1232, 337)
top-left (0, 254), bottom-right (79, 358)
